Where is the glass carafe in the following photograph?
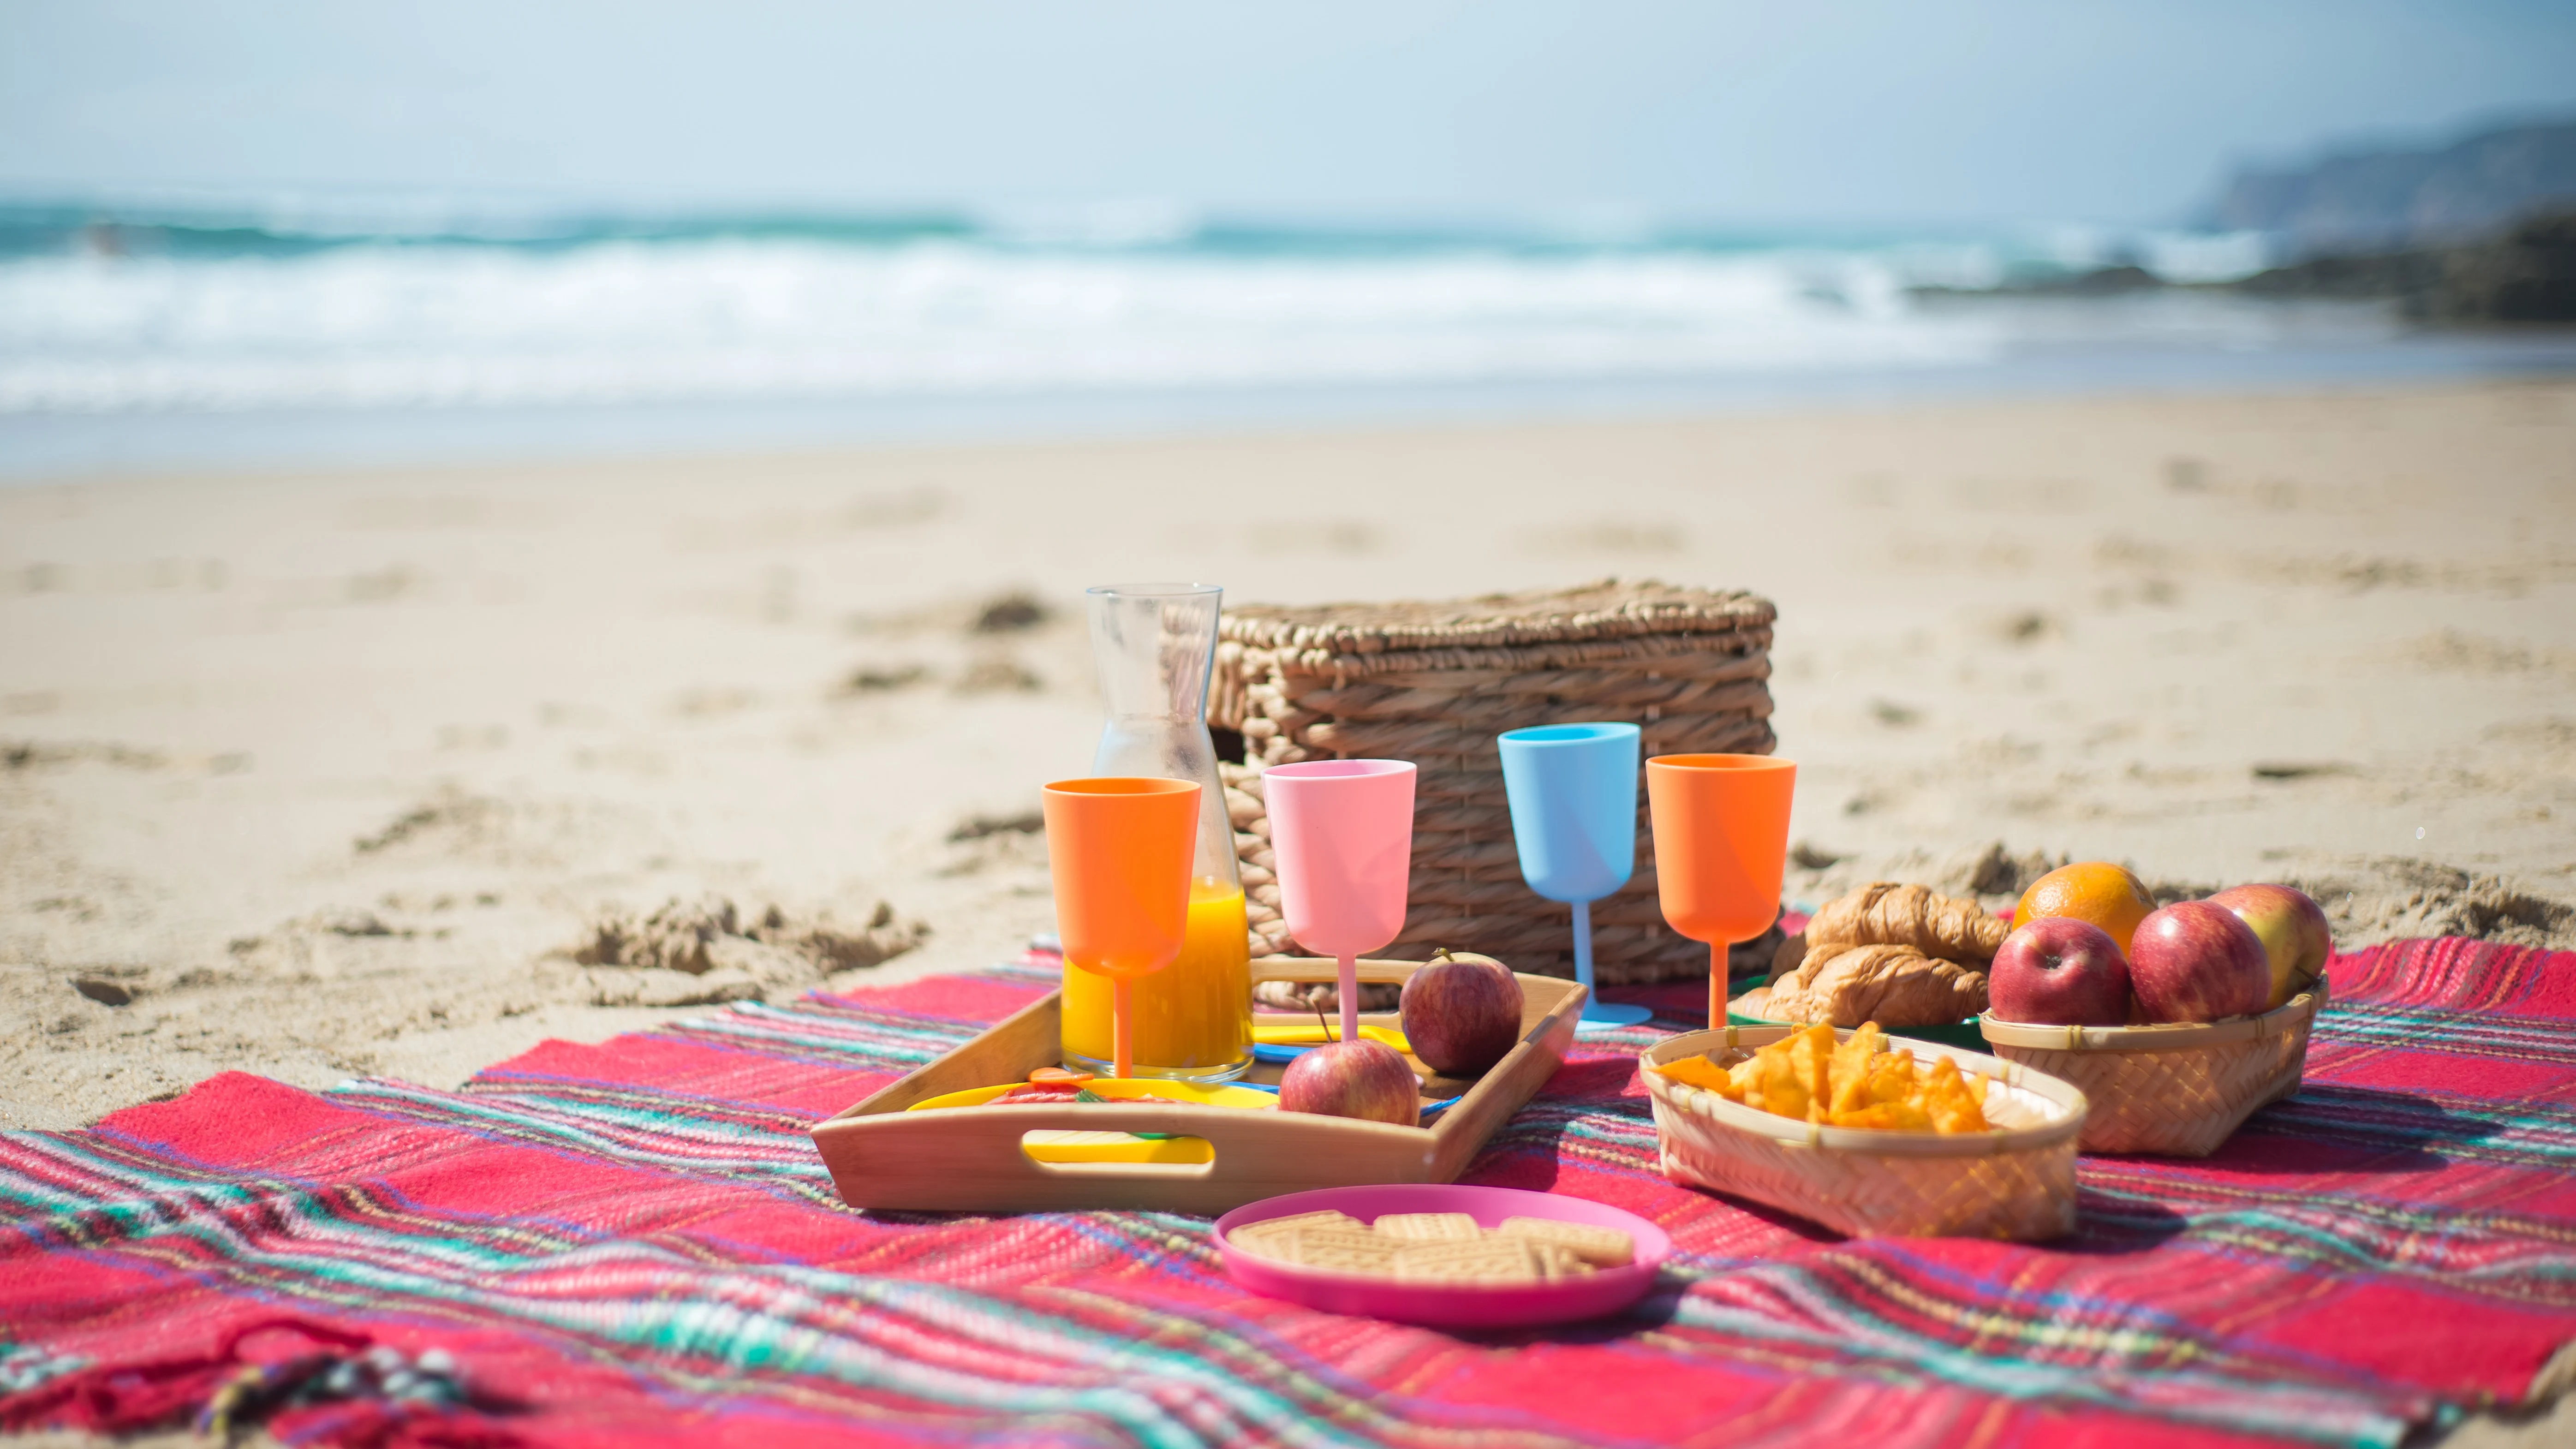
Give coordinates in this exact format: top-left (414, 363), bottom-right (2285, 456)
top-left (1061, 582), bottom-right (1253, 1081)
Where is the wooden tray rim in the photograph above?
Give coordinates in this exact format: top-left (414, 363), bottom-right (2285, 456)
top-left (808, 958), bottom-right (1587, 1189)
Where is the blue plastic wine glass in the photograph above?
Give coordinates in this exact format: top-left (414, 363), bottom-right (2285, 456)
top-left (1497, 722), bottom-right (1653, 1028)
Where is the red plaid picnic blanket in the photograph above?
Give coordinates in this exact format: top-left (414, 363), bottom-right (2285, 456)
top-left (4, 936), bottom-right (2571, 1448)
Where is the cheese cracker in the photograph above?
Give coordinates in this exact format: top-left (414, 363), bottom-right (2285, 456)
top-left (1277, 1228), bottom-right (1399, 1275)
top-left (1252, 1209), bottom-right (1363, 1235)
top-left (1370, 1212), bottom-right (1481, 1241)
top-left (1495, 1216), bottom-right (1634, 1268)
top-left (1228, 1210), bottom-right (1357, 1254)
top-left (1529, 1243), bottom-right (1595, 1279)
top-left (1390, 1237), bottom-right (1542, 1284)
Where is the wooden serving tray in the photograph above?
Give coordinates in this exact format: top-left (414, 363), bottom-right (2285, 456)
top-left (810, 958), bottom-right (1586, 1214)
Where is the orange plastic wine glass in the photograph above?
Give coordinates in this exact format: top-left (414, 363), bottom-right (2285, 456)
top-left (1644, 753), bottom-right (1797, 1028)
top-left (1041, 776), bottom-right (1202, 1079)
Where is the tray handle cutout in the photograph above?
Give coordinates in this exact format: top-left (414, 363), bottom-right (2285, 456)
top-left (815, 1098), bottom-right (1436, 1210)
top-left (1018, 1130), bottom-right (1219, 1178)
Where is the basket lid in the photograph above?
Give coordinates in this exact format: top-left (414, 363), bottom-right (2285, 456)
top-left (1221, 579), bottom-right (1774, 657)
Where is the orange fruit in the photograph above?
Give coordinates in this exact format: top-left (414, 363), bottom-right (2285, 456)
top-left (2012, 862), bottom-right (2158, 955)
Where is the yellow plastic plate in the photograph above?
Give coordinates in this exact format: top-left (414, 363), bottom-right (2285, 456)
top-left (1251, 1022), bottom-right (1413, 1053)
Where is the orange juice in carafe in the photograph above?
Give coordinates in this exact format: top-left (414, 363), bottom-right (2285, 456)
top-left (1062, 877), bottom-right (1252, 1079)
top-left (1073, 581), bottom-right (1253, 1080)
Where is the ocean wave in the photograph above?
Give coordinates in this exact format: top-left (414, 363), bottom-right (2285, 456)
top-left (0, 196), bottom-right (2320, 418)
top-left (0, 238), bottom-right (2019, 415)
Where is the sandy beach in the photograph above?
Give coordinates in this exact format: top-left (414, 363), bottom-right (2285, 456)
top-left (3, 378), bottom-right (2572, 1132)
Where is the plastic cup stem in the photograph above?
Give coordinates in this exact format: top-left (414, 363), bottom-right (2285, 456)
top-left (1338, 954), bottom-right (1359, 1047)
top-left (1573, 898), bottom-right (1596, 998)
top-left (1114, 978), bottom-right (1133, 1080)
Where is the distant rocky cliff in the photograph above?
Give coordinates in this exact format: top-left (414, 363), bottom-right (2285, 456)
top-left (2237, 211), bottom-right (2576, 323)
top-left (1913, 209), bottom-right (2576, 326)
top-left (2213, 120), bottom-right (2576, 255)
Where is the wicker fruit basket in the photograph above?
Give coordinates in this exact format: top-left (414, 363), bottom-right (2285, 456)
top-left (1641, 1026), bottom-right (2087, 1241)
top-left (1977, 982), bottom-right (2325, 1157)
top-left (1212, 579), bottom-right (1777, 984)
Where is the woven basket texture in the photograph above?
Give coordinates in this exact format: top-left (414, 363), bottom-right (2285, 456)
top-left (1642, 1028), bottom-right (2083, 1240)
top-left (1214, 580), bottom-right (1776, 983)
top-left (1979, 986), bottom-right (2322, 1157)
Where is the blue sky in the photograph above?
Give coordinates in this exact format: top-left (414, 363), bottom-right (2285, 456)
top-left (4, 0), bottom-right (2572, 227)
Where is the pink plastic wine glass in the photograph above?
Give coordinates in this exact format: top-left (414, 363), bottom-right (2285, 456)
top-left (1262, 759), bottom-right (1416, 1045)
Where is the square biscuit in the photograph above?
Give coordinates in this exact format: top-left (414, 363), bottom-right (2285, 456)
top-left (1227, 1228), bottom-right (1294, 1261)
top-left (1496, 1216), bottom-right (1634, 1268)
top-left (1390, 1238), bottom-right (1541, 1284)
top-left (1279, 1228), bottom-right (1398, 1275)
top-left (1228, 1210), bottom-right (1360, 1255)
top-left (1370, 1212), bottom-right (1482, 1241)
top-left (1528, 1243), bottom-right (1596, 1279)
top-left (1253, 1209), bottom-right (1365, 1235)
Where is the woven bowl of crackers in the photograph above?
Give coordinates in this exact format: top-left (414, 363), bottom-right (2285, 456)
top-left (1642, 1021), bottom-right (2087, 1241)
top-left (1215, 1184), bottom-right (1670, 1328)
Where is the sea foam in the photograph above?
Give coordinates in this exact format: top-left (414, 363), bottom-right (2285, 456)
top-left (0, 208), bottom-right (2299, 417)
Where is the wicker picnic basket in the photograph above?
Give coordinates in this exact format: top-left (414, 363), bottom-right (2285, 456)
top-left (1976, 982), bottom-right (2325, 1157)
top-left (1641, 1026), bottom-right (2087, 1240)
top-left (1212, 579), bottom-right (1776, 983)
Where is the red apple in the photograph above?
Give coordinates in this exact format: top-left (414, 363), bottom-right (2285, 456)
top-left (1279, 1038), bottom-right (1420, 1125)
top-left (1399, 948), bottom-right (1525, 1076)
top-left (1987, 918), bottom-right (2132, 1026)
top-left (2206, 883), bottom-right (2332, 1010)
top-left (2129, 901), bottom-right (2270, 1023)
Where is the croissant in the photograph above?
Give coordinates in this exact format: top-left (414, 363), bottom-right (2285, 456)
top-left (1802, 883), bottom-right (2009, 965)
top-left (1758, 943), bottom-right (1990, 1028)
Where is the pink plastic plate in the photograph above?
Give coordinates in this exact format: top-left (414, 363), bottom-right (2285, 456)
top-left (1214, 1183), bottom-right (1670, 1329)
